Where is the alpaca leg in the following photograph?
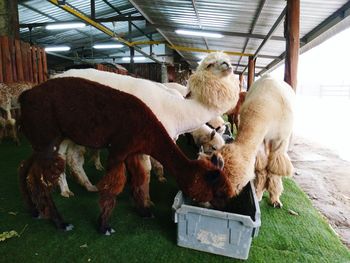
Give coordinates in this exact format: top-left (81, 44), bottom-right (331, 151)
top-left (58, 172), bottom-right (74, 198)
top-left (150, 157), bottom-right (166, 183)
top-left (57, 140), bottom-right (74, 197)
top-left (28, 153), bottom-right (72, 230)
top-left (97, 159), bottom-right (127, 235)
top-left (267, 139), bottom-right (294, 177)
top-left (67, 145), bottom-right (98, 192)
top-left (91, 150), bottom-right (104, 171)
top-left (125, 154), bottom-right (154, 218)
top-left (8, 119), bottom-right (20, 145)
top-left (254, 169), bottom-right (268, 201)
top-left (18, 156), bottom-right (39, 218)
top-left (267, 174), bottom-right (284, 208)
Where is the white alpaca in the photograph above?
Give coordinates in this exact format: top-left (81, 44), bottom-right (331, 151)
top-left (163, 82), bottom-right (189, 97)
top-left (200, 74), bottom-right (295, 207)
top-left (54, 52), bottom-right (240, 198)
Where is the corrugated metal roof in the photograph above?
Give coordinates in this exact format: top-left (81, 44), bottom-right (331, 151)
top-left (18, 0), bottom-right (350, 74)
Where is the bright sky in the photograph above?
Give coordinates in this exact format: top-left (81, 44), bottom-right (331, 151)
top-left (271, 27), bottom-right (350, 161)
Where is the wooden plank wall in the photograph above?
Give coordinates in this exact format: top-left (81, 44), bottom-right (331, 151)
top-left (0, 36), bottom-right (47, 84)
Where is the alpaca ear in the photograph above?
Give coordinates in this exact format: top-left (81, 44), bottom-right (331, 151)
top-left (210, 154), bottom-right (224, 170)
top-left (210, 130), bottom-right (216, 140)
top-left (205, 170), bottom-right (220, 185)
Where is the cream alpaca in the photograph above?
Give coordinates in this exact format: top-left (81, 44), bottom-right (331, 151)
top-left (0, 82), bottom-right (33, 144)
top-left (54, 52), bottom-right (240, 197)
top-left (200, 74), bottom-right (295, 206)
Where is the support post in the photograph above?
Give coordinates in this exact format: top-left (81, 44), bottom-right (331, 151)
top-left (128, 18), bottom-right (134, 74)
top-left (247, 56), bottom-right (256, 90)
top-left (0, 0), bottom-right (19, 38)
top-left (161, 63), bottom-right (168, 83)
top-left (284, 0), bottom-right (300, 91)
top-left (90, 0), bottom-right (95, 20)
top-left (239, 74), bottom-right (244, 91)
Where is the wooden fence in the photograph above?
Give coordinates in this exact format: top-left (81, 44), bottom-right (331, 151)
top-left (0, 36), bottom-right (47, 84)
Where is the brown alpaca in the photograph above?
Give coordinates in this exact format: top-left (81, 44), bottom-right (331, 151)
top-left (19, 77), bottom-right (233, 234)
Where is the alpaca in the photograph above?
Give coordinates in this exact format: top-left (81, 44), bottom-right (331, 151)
top-left (54, 52), bottom-right (240, 214)
top-left (0, 82), bottom-right (33, 144)
top-left (199, 74), bottom-right (295, 208)
top-left (163, 82), bottom-right (189, 97)
top-left (19, 77), bottom-right (234, 234)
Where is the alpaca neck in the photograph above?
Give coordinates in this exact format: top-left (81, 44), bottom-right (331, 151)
top-left (235, 118), bottom-right (267, 158)
top-left (148, 128), bottom-right (195, 180)
top-left (168, 99), bottom-right (221, 138)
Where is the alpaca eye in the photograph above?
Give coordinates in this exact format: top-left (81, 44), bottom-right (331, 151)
top-left (206, 63), bottom-right (214, 69)
top-left (221, 61), bottom-right (229, 67)
top-left (211, 146), bottom-right (217, 150)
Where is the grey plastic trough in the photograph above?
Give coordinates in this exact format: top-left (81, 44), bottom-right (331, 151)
top-left (172, 181), bottom-right (261, 260)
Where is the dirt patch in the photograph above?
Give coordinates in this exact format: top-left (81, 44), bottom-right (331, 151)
top-left (289, 136), bottom-right (350, 248)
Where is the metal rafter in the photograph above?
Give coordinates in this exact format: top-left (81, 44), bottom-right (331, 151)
top-left (241, 6), bottom-right (287, 74)
top-left (47, 0), bottom-right (162, 63)
top-left (258, 1), bottom-right (350, 76)
top-left (152, 24), bottom-right (287, 42)
top-left (191, 0), bottom-right (209, 50)
top-left (101, 0), bottom-right (152, 41)
top-left (128, 0), bottom-right (192, 66)
top-left (235, 0), bottom-right (266, 72)
top-left (19, 2), bottom-right (111, 59)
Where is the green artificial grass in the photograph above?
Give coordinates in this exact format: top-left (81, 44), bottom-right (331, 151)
top-left (0, 137), bottom-right (349, 263)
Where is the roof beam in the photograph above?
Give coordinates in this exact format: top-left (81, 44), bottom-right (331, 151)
top-left (47, 0), bottom-right (162, 63)
top-left (242, 6), bottom-right (287, 74)
top-left (235, 0), bottom-right (266, 72)
top-left (19, 3), bottom-right (93, 43)
top-left (100, 0), bottom-right (152, 41)
top-left (20, 16), bottom-right (145, 28)
top-left (258, 1), bottom-right (350, 76)
top-left (152, 24), bottom-right (286, 41)
top-left (191, 0), bottom-right (209, 50)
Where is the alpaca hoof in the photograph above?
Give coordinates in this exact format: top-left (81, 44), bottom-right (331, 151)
top-left (157, 177), bottom-right (167, 183)
top-left (272, 201), bottom-right (283, 208)
top-left (61, 190), bottom-right (74, 198)
top-left (86, 185), bottom-right (98, 192)
top-left (103, 227), bottom-right (116, 236)
top-left (95, 164), bottom-right (104, 171)
top-left (63, 223), bottom-right (74, 231)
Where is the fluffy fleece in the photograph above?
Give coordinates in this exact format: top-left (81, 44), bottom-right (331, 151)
top-left (200, 75), bottom-right (295, 206)
top-left (19, 77), bottom-right (234, 234)
top-left (188, 52), bottom-right (240, 112)
top-left (54, 54), bottom-right (239, 211)
top-left (54, 68), bottom-right (238, 138)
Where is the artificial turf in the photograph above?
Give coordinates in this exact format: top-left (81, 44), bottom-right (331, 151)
top-left (0, 137), bottom-right (349, 263)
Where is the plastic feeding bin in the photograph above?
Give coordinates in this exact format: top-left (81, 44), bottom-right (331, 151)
top-left (172, 181), bottom-right (261, 260)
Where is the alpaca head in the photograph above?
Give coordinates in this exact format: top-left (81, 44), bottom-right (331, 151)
top-left (179, 157), bottom-right (234, 203)
top-left (197, 52), bottom-right (233, 78)
top-left (188, 52), bottom-right (240, 113)
top-left (198, 144), bottom-right (255, 208)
